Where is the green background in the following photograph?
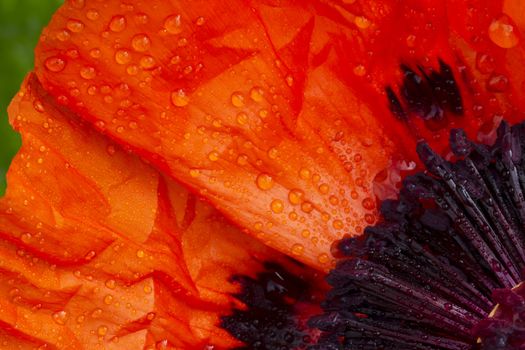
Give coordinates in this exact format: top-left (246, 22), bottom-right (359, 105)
top-left (0, 0), bottom-right (63, 194)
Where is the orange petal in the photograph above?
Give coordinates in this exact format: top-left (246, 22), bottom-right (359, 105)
top-left (34, 0), bottom-right (412, 271)
top-left (0, 74), bottom-right (290, 349)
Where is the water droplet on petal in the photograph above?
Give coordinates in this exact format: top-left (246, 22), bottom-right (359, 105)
top-left (103, 295), bottom-right (113, 305)
top-left (208, 151), bottom-right (219, 162)
top-left (489, 15), bottom-right (519, 49)
top-left (271, 199), bottom-right (284, 213)
top-left (353, 64), bottom-right (366, 77)
top-left (109, 15), bottom-right (126, 32)
top-left (318, 253), bottom-right (330, 264)
top-left (288, 189), bottom-right (304, 205)
top-left (97, 325), bottom-right (108, 336)
top-left (250, 87), bottom-right (264, 102)
top-left (362, 197), bottom-right (376, 210)
top-left (231, 92), bottom-right (245, 107)
top-left (80, 66), bottom-right (96, 80)
top-left (487, 73), bottom-right (509, 92)
top-left (164, 14), bottom-right (183, 34)
top-left (355, 16), bottom-right (371, 29)
top-left (52, 311), bottom-right (68, 325)
top-left (256, 173), bottom-right (274, 190)
top-left (332, 219), bottom-right (344, 230)
top-left (132, 34), bottom-right (151, 52)
top-left (66, 19), bottom-right (84, 33)
top-left (45, 56), bottom-right (66, 72)
top-left (236, 112), bottom-right (248, 125)
top-left (115, 49), bottom-right (131, 64)
top-left (171, 89), bottom-right (189, 107)
top-left (291, 244), bottom-right (304, 256)
top-left (86, 9), bottom-right (100, 21)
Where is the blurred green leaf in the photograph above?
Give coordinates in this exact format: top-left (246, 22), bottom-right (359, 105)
top-left (0, 0), bottom-right (63, 194)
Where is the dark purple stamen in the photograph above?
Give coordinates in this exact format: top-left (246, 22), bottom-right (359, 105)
top-left (310, 121), bottom-right (525, 349)
top-left (386, 60), bottom-right (463, 123)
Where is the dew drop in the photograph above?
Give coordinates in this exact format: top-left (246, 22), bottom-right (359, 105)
top-left (256, 173), bottom-right (274, 190)
top-left (97, 325), bottom-right (108, 336)
top-left (487, 73), bottom-right (509, 92)
top-left (318, 183), bottom-right (329, 194)
top-left (250, 87), bottom-right (264, 102)
top-left (237, 154), bottom-right (248, 165)
top-left (89, 48), bottom-right (101, 58)
top-left (91, 308), bottom-right (103, 318)
top-left (80, 66), bottom-right (96, 80)
top-left (301, 229), bottom-right (310, 238)
top-left (267, 147), bottom-right (278, 159)
top-left (105, 279), bottom-right (116, 290)
top-left (208, 151), bottom-right (219, 162)
top-left (489, 15), bottom-right (520, 49)
top-left (271, 199), bottom-right (284, 213)
top-left (362, 197), bottom-right (376, 210)
top-left (231, 92), bottom-right (245, 107)
top-left (86, 9), bottom-right (100, 21)
top-left (301, 201), bottom-right (313, 213)
top-left (476, 53), bottom-right (495, 74)
top-left (355, 16), bottom-right (371, 29)
top-left (140, 55), bottom-right (156, 69)
top-left (353, 64), bottom-right (366, 76)
top-left (318, 253), bottom-right (330, 264)
top-left (66, 19), bottom-right (84, 33)
top-left (236, 112), bottom-right (248, 125)
top-left (136, 250), bottom-right (145, 258)
top-left (196, 16), bottom-right (206, 26)
top-left (291, 244), bottom-right (304, 256)
top-left (164, 14), bottom-right (183, 34)
top-left (285, 75), bottom-right (294, 87)
top-left (171, 89), bottom-right (190, 107)
top-left (103, 294), bottom-right (113, 305)
top-left (52, 311), bottom-right (68, 325)
top-left (132, 34), bottom-right (151, 52)
top-left (115, 49), bottom-right (131, 65)
top-left (299, 168), bottom-right (311, 180)
top-left (288, 189), bottom-right (304, 205)
top-left (127, 65), bottom-right (139, 76)
top-left (45, 56), bottom-right (66, 72)
top-left (56, 29), bottom-right (71, 42)
top-left (332, 219), bottom-right (344, 230)
top-left (109, 15), bottom-right (126, 32)
top-left (189, 169), bottom-right (200, 178)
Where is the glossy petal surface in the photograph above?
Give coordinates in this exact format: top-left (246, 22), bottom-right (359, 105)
top-left (0, 74), bottom-right (284, 349)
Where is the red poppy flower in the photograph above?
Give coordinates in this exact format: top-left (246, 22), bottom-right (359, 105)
top-left (3, 0), bottom-right (525, 349)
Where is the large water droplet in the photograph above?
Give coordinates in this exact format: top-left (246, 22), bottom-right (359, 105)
top-left (45, 56), bottom-right (66, 72)
top-left (256, 173), bottom-right (274, 190)
top-left (115, 49), bottom-right (131, 65)
top-left (489, 15), bottom-right (520, 49)
top-left (171, 89), bottom-right (190, 107)
top-left (231, 92), bottom-right (245, 107)
top-left (109, 15), bottom-right (126, 32)
top-left (132, 34), bottom-right (151, 52)
top-left (271, 199), bottom-right (284, 213)
top-left (67, 19), bottom-right (84, 33)
top-left (80, 66), bottom-right (96, 80)
top-left (164, 14), bottom-right (183, 34)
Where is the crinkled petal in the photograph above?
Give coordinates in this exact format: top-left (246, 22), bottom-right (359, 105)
top-left (34, 0), bottom-right (412, 270)
top-left (0, 74), bottom-right (288, 349)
